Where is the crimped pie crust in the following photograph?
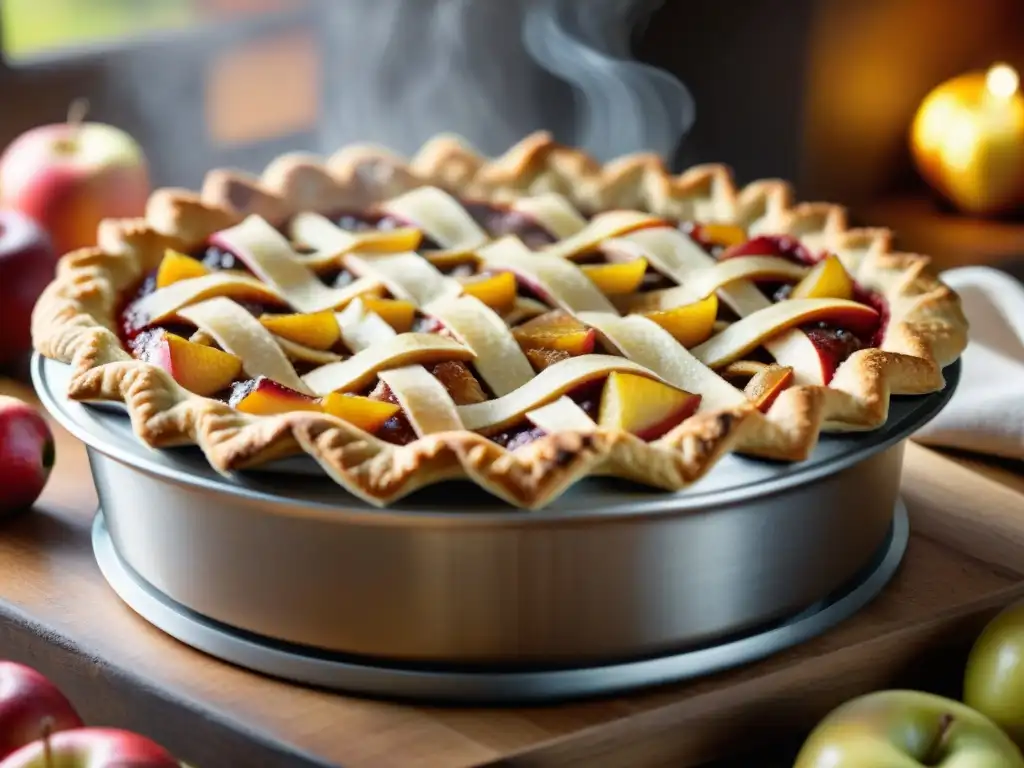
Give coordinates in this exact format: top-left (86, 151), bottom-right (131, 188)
top-left (32, 131), bottom-right (968, 509)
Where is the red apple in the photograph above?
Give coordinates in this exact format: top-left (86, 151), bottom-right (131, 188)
top-left (0, 210), bottom-right (57, 366)
top-left (0, 396), bottom-right (54, 515)
top-left (794, 690), bottom-right (1024, 767)
top-left (0, 662), bottom-right (83, 760)
top-left (0, 116), bottom-right (150, 257)
top-left (965, 601), bottom-right (1024, 747)
top-left (0, 728), bottom-right (179, 768)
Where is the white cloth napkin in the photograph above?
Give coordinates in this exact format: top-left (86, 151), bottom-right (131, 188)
top-left (913, 266), bottom-right (1024, 460)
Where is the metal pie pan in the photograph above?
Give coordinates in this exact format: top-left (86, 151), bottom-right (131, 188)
top-left (34, 354), bottom-right (959, 666)
top-left (92, 503), bottom-right (909, 704)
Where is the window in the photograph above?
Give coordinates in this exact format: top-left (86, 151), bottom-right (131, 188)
top-left (2, 0), bottom-right (305, 62)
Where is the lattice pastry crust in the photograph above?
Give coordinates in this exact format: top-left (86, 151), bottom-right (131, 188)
top-left (32, 132), bottom-right (968, 509)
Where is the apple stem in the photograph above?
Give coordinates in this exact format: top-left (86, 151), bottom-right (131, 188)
top-left (67, 98), bottom-right (90, 128)
top-left (41, 716), bottom-right (54, 768)
top-left (54, 98), bottom-right (91, 155)
top-left (923, 713), bottom-right (955, 765)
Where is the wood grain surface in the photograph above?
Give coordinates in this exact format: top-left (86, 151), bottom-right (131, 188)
top-left (0, 377), bottom-right (1022, 768)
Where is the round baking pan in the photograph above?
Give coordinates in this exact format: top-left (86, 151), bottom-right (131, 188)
top-left (91, 503), bottom-right (908, 704)
top-left (33, 354), bottom-right (959, 666)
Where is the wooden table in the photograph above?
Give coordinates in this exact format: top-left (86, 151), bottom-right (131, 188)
top-left (1, 377), bottom-right (1023, 768)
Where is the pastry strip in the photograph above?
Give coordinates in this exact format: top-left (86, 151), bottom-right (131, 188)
top-left (301, 333), bottom-right (474, 395)
top-left (478, 237), bottom-right (618, 315)
top-left (423, 295), bottom-right (535, 397)
top-left (334, 300), bottom-right (464, 437)
top-left (540, 210), bottom-right (663, 261)
top-left (457, 354), bottom-right (663, 433)
top-left (691, 298), bottom-right (878, 369)
top-left (511, 194), bottom-right (588, 239)
top-left (289, 212), bottom-right (422, 266)
top-left (272, 336), bottom-right (342, 365)
top-left (345, 251), bottom-right (463, 307)
top-left (617, 226), bottom-right (829, 383)
top-left (577, 313), bottom-right (747, 411)
top-left (377, 366), bottom-right (465, 435)
top-left (131, 272), bottom-right (285, 325)
top-left (178, 297), bottom-right (311, 393)
top-left (380, 186), bottom-right (489, 249)
top-left (610, 257), bottom-right (806, 311)
top-left (526, 396), bottom-right (596, 433)
top-left (616, 227), bottom-right (771, 315)
top-left (212, 215), bottom-right (383, 313)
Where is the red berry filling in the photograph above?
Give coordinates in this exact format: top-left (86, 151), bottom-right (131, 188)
top-left (685, 231), bottom-right (889, 375)
top-left (488, 380), bottom-right (604, 451)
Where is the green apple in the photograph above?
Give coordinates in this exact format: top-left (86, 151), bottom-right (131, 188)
top-left (965, 601), bottom-right (1024, 747)
top-left (794, 690), bottom-right (1024, 767)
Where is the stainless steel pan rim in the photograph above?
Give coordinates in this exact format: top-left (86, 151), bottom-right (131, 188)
top-left (31, 354), bottom-right (960, 523)
top-left (92, 503), bottom-right (909, 703)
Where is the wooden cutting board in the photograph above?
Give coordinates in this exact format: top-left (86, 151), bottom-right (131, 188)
top-left (0, 377), bottom-right (1022, 768)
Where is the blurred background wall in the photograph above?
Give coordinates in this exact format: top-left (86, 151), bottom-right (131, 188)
top-left (639, 0), bottom-right (1024, 206)
top-left (2, 0), bottom-right (1023, 209)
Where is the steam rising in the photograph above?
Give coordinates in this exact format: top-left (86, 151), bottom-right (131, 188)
top-left (116, 0), bottom-right (694, 184)
top-left (319, 0), bottom-right (693, 162)
top-left (525, 0), bottom-right (694, 162)
top-left (317, 0), bottom-right (575, 155)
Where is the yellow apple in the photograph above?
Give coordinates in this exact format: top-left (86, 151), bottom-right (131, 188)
top-left (910, 64), bottom-right (1024, 216)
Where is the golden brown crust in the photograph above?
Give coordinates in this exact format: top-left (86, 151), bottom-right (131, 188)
top-left (32, 132), bottom-right (968, 510)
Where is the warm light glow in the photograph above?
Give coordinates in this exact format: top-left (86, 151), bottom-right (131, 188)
top-left (910, 64), bottom-right (1024, 215)
top-left (914, 94), bottom-right (957, 153)
top-left (939, 117), bottom-right (980, 172)
top-left (985, 63), bottom-right (1019, 100)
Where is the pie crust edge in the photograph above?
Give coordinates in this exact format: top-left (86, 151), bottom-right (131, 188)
top-left (31, 131), bottom-right (969, 510)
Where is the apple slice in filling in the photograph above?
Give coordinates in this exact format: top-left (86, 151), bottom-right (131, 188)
top-left (259, 311), bottom-right (340, 350)
top-left (459, 271), bottom-right (517, 314)
top-left (788, 254), bottom-right (854, 301)
top-left (361, 298), bottom-right (416, 333)
top-left (579, 258), bottom-right (648, 295)
top-left (511, 310), bottom-right (597, 370)
top-left (230, 377), bottom-right (322, 415)
top-left (767, 324), bottom-right (870, 385)
top-left (598, 372), bottom-right (701, 440)
top-left (692, 223), bottom-right (748, 249)
top-left (428, 360), bottom-right (489, 405)
top-left (638, 293), bottom-right (719, 348)
top-left (142, 331), bottom-right (243, 397)
top-left (230, 376), bottom-right (399, 432)
top-left (156, 249), bottom-right (211, 288)
top-left (321, 392), bottom-right (401, 432)
top-left (720, 360), bottom-right (795, 410)
top-left (742, 364), bottom-right (794, 412)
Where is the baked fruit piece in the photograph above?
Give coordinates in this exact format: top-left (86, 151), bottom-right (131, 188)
top-left (31, 133), bottom-right (967, 509)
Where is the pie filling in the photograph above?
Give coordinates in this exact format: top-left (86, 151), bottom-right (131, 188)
top-left (115, 188), bottom-right (887, 450)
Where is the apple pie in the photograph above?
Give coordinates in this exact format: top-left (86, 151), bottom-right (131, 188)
top-left (32, 132), bottom-right (968, 509)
